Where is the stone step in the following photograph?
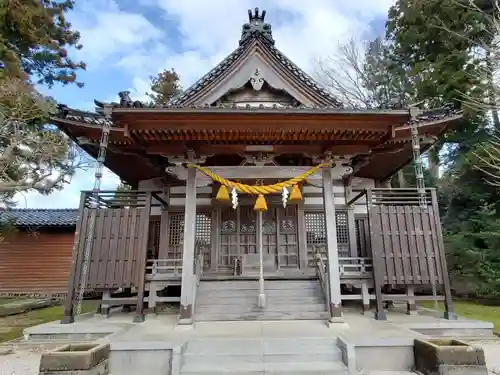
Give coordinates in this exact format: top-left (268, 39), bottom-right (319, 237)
top-left (185, 338), bottom-right (339, 355)
top-left (195, 311), bottom-right (330, 321)
top-left (196, 303), bottom-right (327, 314)
top-left (183, 352), bottom-right (343, 365)
top-left (198, 280), bottom-right (320, 291)
top-left (196, 296), bottom-right (326, 305)
top-left (180, 360), bottom-right (348, 374)
top-left (197, 288), bottom-right (324, 298)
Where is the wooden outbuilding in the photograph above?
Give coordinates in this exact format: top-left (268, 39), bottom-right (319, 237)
top-left (51, 8), bottom-right (461, 324)
top-left (0, 209), bottom-right (77, 296)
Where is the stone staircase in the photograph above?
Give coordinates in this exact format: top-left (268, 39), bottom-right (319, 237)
top-left (180, 337), bottom-right (348, 375)
top-left (195, 279), bottom-right (329, 321)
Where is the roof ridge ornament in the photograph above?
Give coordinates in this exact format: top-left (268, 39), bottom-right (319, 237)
top-left (240, 7), bottom-right (274, 46)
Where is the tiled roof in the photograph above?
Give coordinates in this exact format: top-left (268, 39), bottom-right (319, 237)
top-left (0, 209), bottom-right (78, 228)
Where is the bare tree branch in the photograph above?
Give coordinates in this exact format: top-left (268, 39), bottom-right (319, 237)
top-left (313, 37), bottom-right (373, 109)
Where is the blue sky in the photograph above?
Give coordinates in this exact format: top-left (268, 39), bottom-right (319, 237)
top-left (15, 0), bottom-right (394, 208)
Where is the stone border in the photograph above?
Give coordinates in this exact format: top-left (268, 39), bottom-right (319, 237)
top-left (336, 335), bottom-right (355, 375)
top-left (0, 347), bottom-right (13, 356)
top-left (109, 340), bottom-right (185, 375)
top-left (23, 313), bottom-right (119, 338)
top-left (0, 298), bottom-right (61, 317)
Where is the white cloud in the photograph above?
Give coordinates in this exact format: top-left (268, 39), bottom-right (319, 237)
top-left (14, 169), bottom-right (120, 209)
top-left (71, 0), bottom-right (164, 68)
top-left (18, 0), bottom-right (396, 208)
top-left (131, 0), bottom-right (396, 90)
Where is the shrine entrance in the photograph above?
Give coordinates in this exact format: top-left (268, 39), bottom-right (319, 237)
top-left (217, 205), bottom-right (300, 274)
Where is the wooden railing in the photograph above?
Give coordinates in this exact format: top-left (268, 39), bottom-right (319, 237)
top-left (338, 257), bottom-right (373, 278)
top-left (82, 190), bottom-right (167, 209)
top-left (146, 259), bottom-right (183, 279)
top-left (192, 252), bottom-right (204, 310)
top-left (315, 253), bottom-right (330, 314)
top-left (347, 188), bottom-right (436, 207)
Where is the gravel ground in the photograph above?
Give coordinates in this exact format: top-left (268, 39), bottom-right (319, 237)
top-left (0, 352), bottom-right (40, 375)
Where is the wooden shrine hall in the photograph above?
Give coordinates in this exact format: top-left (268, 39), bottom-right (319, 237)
top-left (53, 8), bottom-right (462, 325)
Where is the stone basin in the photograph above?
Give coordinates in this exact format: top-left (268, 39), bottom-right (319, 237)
top-left (414, 338), bottom-right (487, 375)
top-left (39, 343), bottom-right (110, 374)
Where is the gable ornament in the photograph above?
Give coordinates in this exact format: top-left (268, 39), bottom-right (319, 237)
top-left (250, 68), bottom-right (265, 91)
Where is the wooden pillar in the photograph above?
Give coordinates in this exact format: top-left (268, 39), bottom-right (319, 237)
top-left (133, 192), bottom-right (152, 323)
top-left (322, 166), bottom-right (343, 321)
top-left (100, 291), bottom-right (111, 316)
top-left (366, 189), bottom-right (387, 320)
top-left (297, 204), bottom-right (308, 270)
top-left (61, 192), bottom-right (86, 324)
top-left (343, 178), bottom-right (358, 258)
top-left (406, 285), bottom-right (417, 315)
top-left (158, 186), bottom-right (170, 261)
top-left (179, 167), bottom-right (197, 324)
top-left (361, 281), bottom-right (370, 313)
top-left (430, 189), bottom-right (457, 320)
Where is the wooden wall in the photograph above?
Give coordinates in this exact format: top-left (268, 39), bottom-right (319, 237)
top-left (0, 230), bottom-right (74, 296)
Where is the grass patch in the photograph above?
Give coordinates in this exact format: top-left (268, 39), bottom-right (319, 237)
top-left (0, 297), bottom-right (24, 306)
top-left (420, 300), bottom-right (500, 331)
top-left (0, 301), bottom-right (96, 343)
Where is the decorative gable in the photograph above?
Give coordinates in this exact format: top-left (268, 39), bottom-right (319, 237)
top-left (198, 51), bottom-right (313, 108)
top-left (216, 81), bottom-right (298, 108)
top-left (171, 8), bottom-right (342, 109)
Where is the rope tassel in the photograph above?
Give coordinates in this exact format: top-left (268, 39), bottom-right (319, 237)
top-left (254, 194), bottom-right (268, 212)
top-left (216, 185), bottom-right (230, 201)
top-left (289, 184), bottom-right (302, 201)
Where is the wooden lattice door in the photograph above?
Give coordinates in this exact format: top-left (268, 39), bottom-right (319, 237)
top-left (277, 206), bottom-right (299, 268)
top-left (239, 206), bottom-right (257, 256)
top-left (261, 208), bottom-right (277, 260)
top-left (219, 207), bottom-right (238, 272)
top-left (195, 211), bottom-right (212, 270)
top-left (217, 205), bottom-right (300, 273)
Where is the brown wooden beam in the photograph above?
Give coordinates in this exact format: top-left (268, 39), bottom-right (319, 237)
top-left (145, 143), bottom-right (372, 156)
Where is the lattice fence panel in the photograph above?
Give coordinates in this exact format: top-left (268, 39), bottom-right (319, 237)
top-left (304, 211), bottom-right (350, 267)
top-left (195, 212), bottom-right (212, 270)
top-left (167, 213), bottom-right (184, 268)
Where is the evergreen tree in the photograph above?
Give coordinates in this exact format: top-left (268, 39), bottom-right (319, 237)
top-left (0, 0), bottom-right (86, 87)
top-left (0, 1), bottom-right (89, 206)
top-left (146, 69), bottom-right (182, 106)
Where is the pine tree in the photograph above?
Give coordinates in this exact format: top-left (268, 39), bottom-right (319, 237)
top-left (0, 0), bottom-right (86, 87)
top-left (146, 69), bottom-right (182, 106)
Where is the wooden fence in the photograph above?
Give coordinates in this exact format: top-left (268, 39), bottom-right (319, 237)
top-left (347, 188), bottom-right (455, 320)
top-left (368, 204), bottom-right (445, 286)
top-left (62, 190), bottom-right (167, 323)
top-left (73, 207), bottom-right (146, 289)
